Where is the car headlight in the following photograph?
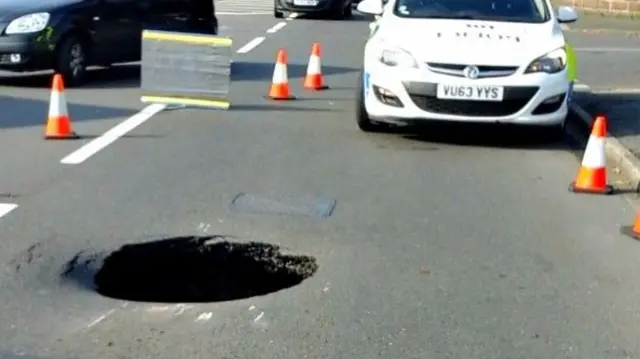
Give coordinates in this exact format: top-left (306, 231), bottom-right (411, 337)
top-left (525, 48), bottom-right (567, 74)
top-left (5, 13), bottom-right (50, 35)
top-left (378, 46), bottom-right (417, 68)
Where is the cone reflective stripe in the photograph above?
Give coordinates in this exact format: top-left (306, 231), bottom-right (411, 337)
top-left (45, 74), bottom-right (78, 139)
top-left (569, 115), bottom-right (612, 194)
top-left (304, 42), bottom-right (328, 90)
top-left (267, 49), bottom-right (295, 100)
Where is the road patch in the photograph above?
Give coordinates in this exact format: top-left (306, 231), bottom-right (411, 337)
top-left (230, 192), bottom-right (336, 218)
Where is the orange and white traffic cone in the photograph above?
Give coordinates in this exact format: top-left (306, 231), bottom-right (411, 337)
top-left (621, 210), bottom-right (640, 240)
top-left (303, 42), bottom-right (328, 91)
top-left (569, 115), bottom-right (613, 194)
top-left (266, 48), bottom-right (295, 100)
top-left (45, 73), bottom-right (78, 140)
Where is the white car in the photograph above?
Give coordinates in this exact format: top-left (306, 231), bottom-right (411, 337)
top-left (355, 0), bottom-right (578, 137)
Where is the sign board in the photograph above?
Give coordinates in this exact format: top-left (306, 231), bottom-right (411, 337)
top-left (140, 29), bottom-right (232, 110)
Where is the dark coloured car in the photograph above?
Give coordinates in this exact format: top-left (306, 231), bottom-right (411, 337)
top-left (0, 0), bottom-right (218, 86)
top-left (274, 0), bottom-right (353, 19)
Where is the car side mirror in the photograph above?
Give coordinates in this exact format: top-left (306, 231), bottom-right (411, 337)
top-left (357, 0), bottom-right (383, 16)
top-left (557, 6), bottom-right (578, 23)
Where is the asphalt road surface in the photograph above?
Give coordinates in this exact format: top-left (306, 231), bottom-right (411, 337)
top-left (2, 12), bottom-right (640, 359)
top-left (566, 30), bottom-right (640, 90)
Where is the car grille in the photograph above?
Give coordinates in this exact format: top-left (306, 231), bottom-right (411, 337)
top-left (426, 62), bottom-right (518, 78)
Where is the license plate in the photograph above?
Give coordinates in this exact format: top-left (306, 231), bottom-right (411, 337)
top-left (436, 84), bottom-right (504, 101)
top-left (293, 0), bottom-right (318, 5)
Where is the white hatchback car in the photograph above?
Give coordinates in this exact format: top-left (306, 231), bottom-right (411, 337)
top-left (356, 0), bottom-right (578, 137)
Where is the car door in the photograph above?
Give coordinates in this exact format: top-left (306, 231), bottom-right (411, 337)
top-left (142, 0), bottom-right (191, 33)
top-left (95, 0), bottom-right (143, 63)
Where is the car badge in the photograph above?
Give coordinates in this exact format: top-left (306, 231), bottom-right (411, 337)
top-left (463, 65), bottom-right (480, 79)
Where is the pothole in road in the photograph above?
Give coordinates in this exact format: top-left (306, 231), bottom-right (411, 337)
top-left (62, 236), bottom-right (318, 303)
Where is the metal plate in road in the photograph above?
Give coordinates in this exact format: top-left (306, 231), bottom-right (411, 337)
top-left (140, 30), bottom-right (232, 109)
top-left (230, 193), bottom-right (337, 219)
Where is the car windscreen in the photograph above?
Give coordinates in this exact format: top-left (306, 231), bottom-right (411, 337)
top-left (392, 0), bottom-right (550, 23)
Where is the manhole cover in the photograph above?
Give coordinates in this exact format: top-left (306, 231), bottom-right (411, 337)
top-left (230, 192), bottom-right (336, 218)
top-left (62, 236), bottom-right (318, 303)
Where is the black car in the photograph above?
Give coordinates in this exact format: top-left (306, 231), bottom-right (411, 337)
top-left (274, 0), bottom-right (353, 19)
top-left (0, 0), bottom-right (218, 86)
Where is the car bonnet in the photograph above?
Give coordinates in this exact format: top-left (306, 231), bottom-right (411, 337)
top-left (376, 18), bottom-right (565, 66)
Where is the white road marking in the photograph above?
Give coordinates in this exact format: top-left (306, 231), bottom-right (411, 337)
top-left (253, 311), bottom-right (265, 322)
top-left (60, 103), bottom-right (166, 165)
top-left (574, 83), bottom-right (591, 91)
top-left (574, 47), bottom-right (640, 53)
top-left (286, 13), bottom-right (299, 19)
top-left (266, 22), bottom-right (287, 33)
top-left (237, 37), bottom-right (265, 53)
top-left (0, 203), bottom-right (17, 219)
top-left (195, 312), bottom-right (213, 322)
top-left (86, 309), bottom-right (116, 328)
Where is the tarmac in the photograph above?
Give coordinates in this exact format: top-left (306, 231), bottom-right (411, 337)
top-left (1, 7), bottom-right (640, 359)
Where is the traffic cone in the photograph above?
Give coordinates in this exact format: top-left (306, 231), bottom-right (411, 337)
top-left (45, 74), bottom-right (78, 139)
top-left (304, 42), bottom-right (328, 91)
top-left (266, 48), bottom-right (295, 100)
top-left (569, 115), bottom-right (613, 194)
top-left (621, 210), bottom-right (640, 240)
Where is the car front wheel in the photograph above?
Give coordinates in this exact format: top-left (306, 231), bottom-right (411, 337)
top-left (55, 35), bottom-right (88, 87)
top-left (274, 6), bottom-right (284, 18)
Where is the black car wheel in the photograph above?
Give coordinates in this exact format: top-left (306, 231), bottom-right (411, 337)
top-left (326, 2), bottom-right (346, 19)
top-left (55, 35), bottom-right (88, 87)
top-left (274, 5), bottom-right (284, 18)
top-left (344, 2), bottom-right (352, 17)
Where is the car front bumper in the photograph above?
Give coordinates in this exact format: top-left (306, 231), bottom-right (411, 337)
top-left (363, 63), bottom-right (570, 127)
top-left (0, 31), bottom-right (56, 72)
top-left (275, 0), bottom-right (343, 13)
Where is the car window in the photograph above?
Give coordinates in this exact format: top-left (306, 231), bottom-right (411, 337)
top-left (392, 0), bottom-right (550, 23)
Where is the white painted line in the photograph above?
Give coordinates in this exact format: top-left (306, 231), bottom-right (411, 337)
top-left (574, 47), bottom-right (640, 53)
top-left (0, 203), bottom-right (17, 219)
top-left (266, 22), bottom-right (287, 33)
top-left (86, 309), bottom-right (116, 328)
top-left (236, 37), bottom-right (265, 54)
top-left (286, 13), bottom-right (299, 20)
top-left (574, 83), bottom-right (591, 91)
top-left (60, 103), bottom-right (166, 165)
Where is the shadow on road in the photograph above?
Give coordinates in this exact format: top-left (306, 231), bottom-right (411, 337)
top-left (576, 90), bottom-right (640, 157)
top-left (0, 64), bottom-right (140, 89)
top-left (61, 236), bottom-right (318, 303)
top-left (377, 121), bottom-right (569, 150)
top-left (0, 95), bottom-right (134, 129)
top-left (292, 11), bottom-right (375, 22)
top-left (231, 61), bottom-right (356, 82)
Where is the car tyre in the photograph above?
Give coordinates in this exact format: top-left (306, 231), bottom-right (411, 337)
top-left (55, 35), bottom-right (88, 87)
top-left (328, 4), bottom-right (346, 19)
top-left (529, 122), bottom-right (565, 143)
top-left (356, 71), bottom-right (385, 132)
top-left (274, 6), bottom-right (284, 18)
top-left (344, 2), bottom-right (352, 17)
top-left (544, 123), bottom-right (566, 142)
